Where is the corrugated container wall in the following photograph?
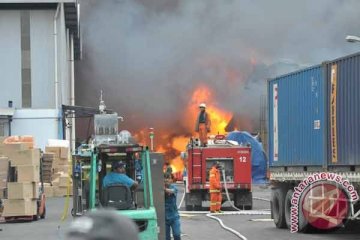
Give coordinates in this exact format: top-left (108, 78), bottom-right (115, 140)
top-left (268, 65), bottom-right (326, 167)
top-left (326, 53), bottom-right (360, 166)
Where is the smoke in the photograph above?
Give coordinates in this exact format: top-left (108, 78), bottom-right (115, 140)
top-left (75, 0), bottom-right (360, 140)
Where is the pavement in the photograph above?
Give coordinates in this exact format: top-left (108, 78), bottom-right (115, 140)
top-left (1, 185), bottom-right (360, 240)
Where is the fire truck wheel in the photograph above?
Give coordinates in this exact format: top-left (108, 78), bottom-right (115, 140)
top-left (234, 191), bottom-right (252, 210)
top-left (185, 193), bottom-right (193, 211)
top-left (185, 204), bottom-right (193, 211)
top-left (271, 188), bottom-right (287, 229)
top-left (284, 189), bottom-right (293, 229)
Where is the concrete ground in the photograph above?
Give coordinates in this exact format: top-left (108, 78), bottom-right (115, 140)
top-left (1, 185), bottom-right (360, 240)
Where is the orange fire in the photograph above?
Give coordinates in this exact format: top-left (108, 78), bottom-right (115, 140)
top-left (134, 85), bottom-right (234, 175)
top-left (186, 85), bottom-right (233, 135)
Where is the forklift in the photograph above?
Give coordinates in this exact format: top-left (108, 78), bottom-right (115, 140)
top-left (71, 99), bottom-right (165, 240)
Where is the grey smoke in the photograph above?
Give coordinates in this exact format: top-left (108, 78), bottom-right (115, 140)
top-left (75, 0), bottom-right (360, 139)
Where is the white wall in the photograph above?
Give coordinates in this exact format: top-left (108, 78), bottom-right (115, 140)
top-left (0, 11), bottom-right (22, 108)
top-left (11, 109), bottom-right (61, 150)
top-left (30, 10), bottom-right (56, 108)
top-left (0, 7), bottom-right (71, 109)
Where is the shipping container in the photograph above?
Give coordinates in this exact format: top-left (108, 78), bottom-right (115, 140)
top-left (269, 52), bottom-right (360, 232)
top-left (269, 52), bottom-right (360, 168)
top-left (325, 53), bottom-right (360, 166)
top-left (268, 65), bottom-right (326, 167)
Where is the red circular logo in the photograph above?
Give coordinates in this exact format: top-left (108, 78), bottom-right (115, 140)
top-left (301, 183), bottom-right (349, 230)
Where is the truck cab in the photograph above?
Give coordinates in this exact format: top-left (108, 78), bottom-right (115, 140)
top-left (183, 137), bottom-right (253, 210)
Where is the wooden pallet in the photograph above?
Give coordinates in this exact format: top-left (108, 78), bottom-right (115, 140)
top-left (4, 215), bottom-right (37, 222)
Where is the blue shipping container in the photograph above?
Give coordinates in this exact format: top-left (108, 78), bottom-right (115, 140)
top-left (326, 53), bottom-right (360, 166)
top-left (268, 65), bottom-right (326, 167)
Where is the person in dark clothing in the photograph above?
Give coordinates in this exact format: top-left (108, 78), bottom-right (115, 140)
top-left (164, 174), bottom-right (181, 240)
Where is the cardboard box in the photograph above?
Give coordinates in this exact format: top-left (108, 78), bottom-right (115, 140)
top-left (17, 165), bottom-right (40, 182)
top-left (51, 177), bottom-right (60, 187)
top-left (2, 143), bottom-right (29, 153)
top-left (2, 199), bottom-right (37, 217)
top-left (7, 182), bottom-right (38, 199)
top-left (60, 147), bottom-right (69, 159)
top-left (9, 149), bottom-right (40, 167)
top-left (0, 144), bottom-right (28, 161)
top-left (53, 186), bottom-right (72, 197)
top-left (44, 184), bottom-right (54, 198)
top-left (43, 152), bottom-right (55, 159)
top-left (53, 165), bottom-right (71, 174)
top-left (0, 187), bottom-right (6, 199)
top-left (45, 147), bottom-right (68, 160)
top-left (45, 147), bottom-right (61, 158)
top-left (58, 174), bottom-right (72, 187)
top-left (0, 157), bottom-right (9, 188)
top-left (52, 157), bottom-right (69, 165)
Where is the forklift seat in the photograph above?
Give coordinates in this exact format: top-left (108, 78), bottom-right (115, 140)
top-left (102, 184), bottom-right (134, 210)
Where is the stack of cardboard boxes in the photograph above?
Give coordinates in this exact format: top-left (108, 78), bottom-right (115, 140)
top-left (0, 157), bottom-right (9, 199)
top-left (42, 153), bottom-right (54, 183)
top-left (0, 143), bottom-right (40, 217)
top-left (44, 146), bottom-right (72, 197)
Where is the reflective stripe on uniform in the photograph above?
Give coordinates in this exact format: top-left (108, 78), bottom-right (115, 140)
top-left (210, 174), bottom-right (215, 177)
top-left (210, 202), bottom-right (217, 206)
top-left (209, 189), bottom-right (220, 193)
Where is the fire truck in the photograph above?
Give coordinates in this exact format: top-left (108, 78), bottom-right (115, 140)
top-left (182, 137), bottom-right (252, 210)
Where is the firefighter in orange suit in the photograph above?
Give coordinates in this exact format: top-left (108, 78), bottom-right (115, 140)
top-left (209, 162), bottom-right (222, 213)
top-left (195, 103), bottom-right (211, 147)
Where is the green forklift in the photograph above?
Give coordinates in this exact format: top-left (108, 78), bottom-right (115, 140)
top-left (71, 98), bottom-right (165, 240)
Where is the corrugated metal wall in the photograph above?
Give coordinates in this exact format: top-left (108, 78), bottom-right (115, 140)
top-left (326, 53), bottom-right (360, 166)
top-left (268, 65), bottom-right (326, 167)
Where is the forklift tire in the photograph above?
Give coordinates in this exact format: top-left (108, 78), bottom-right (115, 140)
top-left (40, 206), bottom-right (46, 219)
top-left (271, 188), bottom-right (287, 229)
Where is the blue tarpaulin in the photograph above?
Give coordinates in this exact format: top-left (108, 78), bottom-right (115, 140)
top-left (226, 131), bottom-right (268, 184)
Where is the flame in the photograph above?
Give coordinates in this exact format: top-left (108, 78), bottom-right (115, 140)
top-left (134, 85), bottom-right (234, 175)
top-left (187, 85), bottom-right (232, 134)
top-left (172, 136), bottom-right (189, 152)
top-left (170, 156), bottom-right (184, 174)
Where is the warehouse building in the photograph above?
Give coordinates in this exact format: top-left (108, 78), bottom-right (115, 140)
top-left (0, 0), bottom-right (80, 149)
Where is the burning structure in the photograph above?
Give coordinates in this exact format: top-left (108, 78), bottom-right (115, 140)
top-left (75, 0), bottom-right (360, 175)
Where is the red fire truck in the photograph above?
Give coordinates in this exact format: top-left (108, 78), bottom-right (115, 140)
top-left (182, 137), bottom-right (252, 210)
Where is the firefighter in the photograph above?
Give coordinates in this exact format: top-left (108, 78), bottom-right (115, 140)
top-left (195, 103), bottom-right (211, 147)
top-left (209, 161), bottom-right (222, 213)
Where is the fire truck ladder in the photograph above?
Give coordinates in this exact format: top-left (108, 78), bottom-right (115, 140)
top-left (191, 138), bottom-right (203, 184)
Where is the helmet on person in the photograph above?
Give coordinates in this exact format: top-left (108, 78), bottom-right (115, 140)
top-left (199, 103), bottom-right (206, 108)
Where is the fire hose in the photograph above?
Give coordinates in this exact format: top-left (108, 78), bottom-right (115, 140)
top-left (177, 170), bottom-right (270, 240)
top-left (203, 169), bottom-right (248, 240)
